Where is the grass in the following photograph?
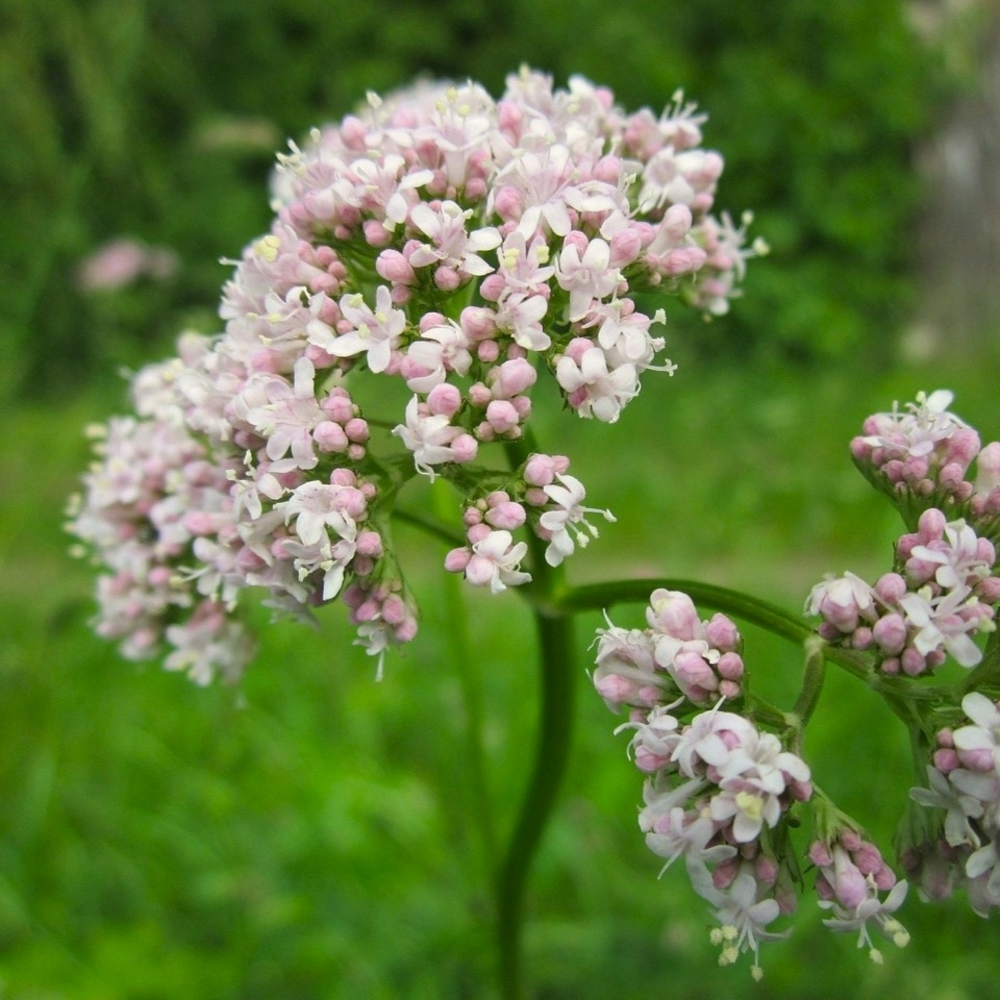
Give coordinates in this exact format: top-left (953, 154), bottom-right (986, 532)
top-left (2, 344), bottom-right (999, 998)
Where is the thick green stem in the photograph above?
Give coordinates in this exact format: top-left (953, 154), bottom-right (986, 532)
top-left (494, 606), bottom-right (575, 1000)
top-left (429, 481), bottom-right (499, 872)
top-left (492, 430), bottom-right (576, 1000)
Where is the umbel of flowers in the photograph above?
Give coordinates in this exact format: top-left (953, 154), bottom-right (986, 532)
top-left (593, 390), bottom-right (1000, 977)
top-left (67, 68), bottom-right (758, 684)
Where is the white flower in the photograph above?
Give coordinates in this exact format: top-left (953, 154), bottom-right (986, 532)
top-left (325, 285), bottom-right (406, 374)
top-left (953, 691), bottom-right (1000, 774)
top-left (687, 860), bottom-right (788, 978)
top-left (538, 474), bottom-right (615, 566)
top-left (820, 880), bottom-right (910, 963)
top-left (554, 238), bottom-right (622, 320)
top-left (464, 529), bottom-right (531, 594)
top-left (555, 346), bottom-right (639, 423)
top-left (392, 395), bottom-right (477, 480)
top-left (898, 587), bottom-right (983, 668)
top-left (909, 765), bottom-right (982, 849)
top-left (408, 201), bottom-right (501, 275)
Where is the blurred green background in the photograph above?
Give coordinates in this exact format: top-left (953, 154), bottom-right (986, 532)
top-left (4, 0), bottom-right (1000, 996)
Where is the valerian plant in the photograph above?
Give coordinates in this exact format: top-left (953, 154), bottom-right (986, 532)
top-left (66, 68), bottom-right (1000, 994)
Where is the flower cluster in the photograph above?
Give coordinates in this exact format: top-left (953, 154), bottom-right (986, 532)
top-left (594, 588), bottom-right (746, 709)
top-left (808, 392), bottom-right (1000, 676)
top-left (806, 508), bottom-right (1000, 675)
top-left (595, 590), bottom-right (818, 977)
top-left (68, 69), bottom-right (755, 682)
top-left (851, 389), bottom-right (1000, 541)
top-left (907, 693), bottom-right (1000, 915)
top-left (631, 703), bottom-right (811, 978)
top-left (443, 456), bottom-right (617, 592)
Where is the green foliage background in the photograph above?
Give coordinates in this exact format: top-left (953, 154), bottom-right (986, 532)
top-left (3, 0), bottom-right (999, 997)
top-left (1, 0), bottom-right (953, 401)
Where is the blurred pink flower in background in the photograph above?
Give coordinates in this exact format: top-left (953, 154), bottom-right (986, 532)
top-left (77, 238), bottom-right (178, 292)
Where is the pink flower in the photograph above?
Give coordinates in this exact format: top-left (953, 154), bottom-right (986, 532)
top-left (464, 529), bottom-right (531, 593)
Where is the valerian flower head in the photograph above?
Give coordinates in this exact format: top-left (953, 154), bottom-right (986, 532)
top-left (70, 70), bottom-right (755, 682)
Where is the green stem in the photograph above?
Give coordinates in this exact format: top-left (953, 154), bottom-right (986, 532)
top-left (429, 481), bottom-right (499, 871)
top-left (391, 506), bottom-right (466, 548)
top-left (492, 430), bottom-right (576, 1000)
top-left (558, 577), bottom-right (810, 644)
top-left (792, 635), bottom-right (828, 727)
top-left (494, 606), bottom-right (575, 1000)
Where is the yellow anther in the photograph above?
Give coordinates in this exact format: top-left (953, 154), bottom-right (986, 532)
top-left (735, 790), bottom-right (764, 823)
top-left (254, 234), bottom-right (282, 262)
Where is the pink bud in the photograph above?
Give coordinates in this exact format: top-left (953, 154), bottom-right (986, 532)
top-left (609, 227), bottom-right (643, 268)
top-left (874, 573), bottom-right (907, 604)
top-left (394, 617), bottom-right (418, 643)
top-left (314, 420), bottom-right (349, 453)
top-left (479, 273), bottom-right (505, 301)
top-left (917, 507), bottom-right (947, 543)
top-left (716, 651), bottom-right (744, 680)
top-left (946, 427), bottom-right (981, 471)
top-left (672, 650), bottom-right (717, 694)
top-left (901, 647), bottom-right (927, 676)
top-left (872, 613), bottom-right (907, 655)
top-left (460, 306), bottom-right (497, 341)
top-left (468, 382), bottom-right (493, 407)
top-left (147, 566), bottom-right (172, 587)
top-left (363, 220), bottom-right (392, 247)
top-left (755, 854), bottom-right (779, 885)
top-left (445, 547), bottom-right (471, 573)
top-left (434, 266), bottom-right (461, 291)
top-left (381, 594), bottom-right (406, 626)
top-left (491, 357), bottom-right (537, 397)
top-left (356, 531), bottom-right (383, 558)
top-left (426, 383), bottom-right (462, 418)
top-left (486, 399), bottom-right (520, 434)
top-left (492, 186), bottom-right (523, 222)
top-left (809, 841), bottom-right (833, 868)
top-left (449, 433), bottom-right (478, 464)
top-left (562, 230), bottom-right (589, 257)
top-left (853, 842), bottom-right (884, 876)
top-left (976, 441), bottom-right (1000, 495)
top-left (646, 589), bottom-right (699, 640)
top-left (344, 417), bottom-right (369, 443)
top-left (478, 341), bottom-right (500, 363)
top-left (704, 613), bottom-right (740, 650)
top-left (486, 501), bottom-right (527, 531)
top-left (957, 747), bottom-right (995, 773)
top-left (523, 453), bottom-right (558, 487)
top-left (633, 745), bottom-right (671, 774)
top-left (832, 854), bottom-right (869, 910)
top-left (323, 391), bottom-right (355, 424)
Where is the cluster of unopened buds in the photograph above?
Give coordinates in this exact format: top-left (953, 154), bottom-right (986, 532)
top-left (809, 390), bottom-right (1000, 675)
top-left (67, 68), bottom-right (758, 684)
top-left (592, 391), bottom-right (1000, 977)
